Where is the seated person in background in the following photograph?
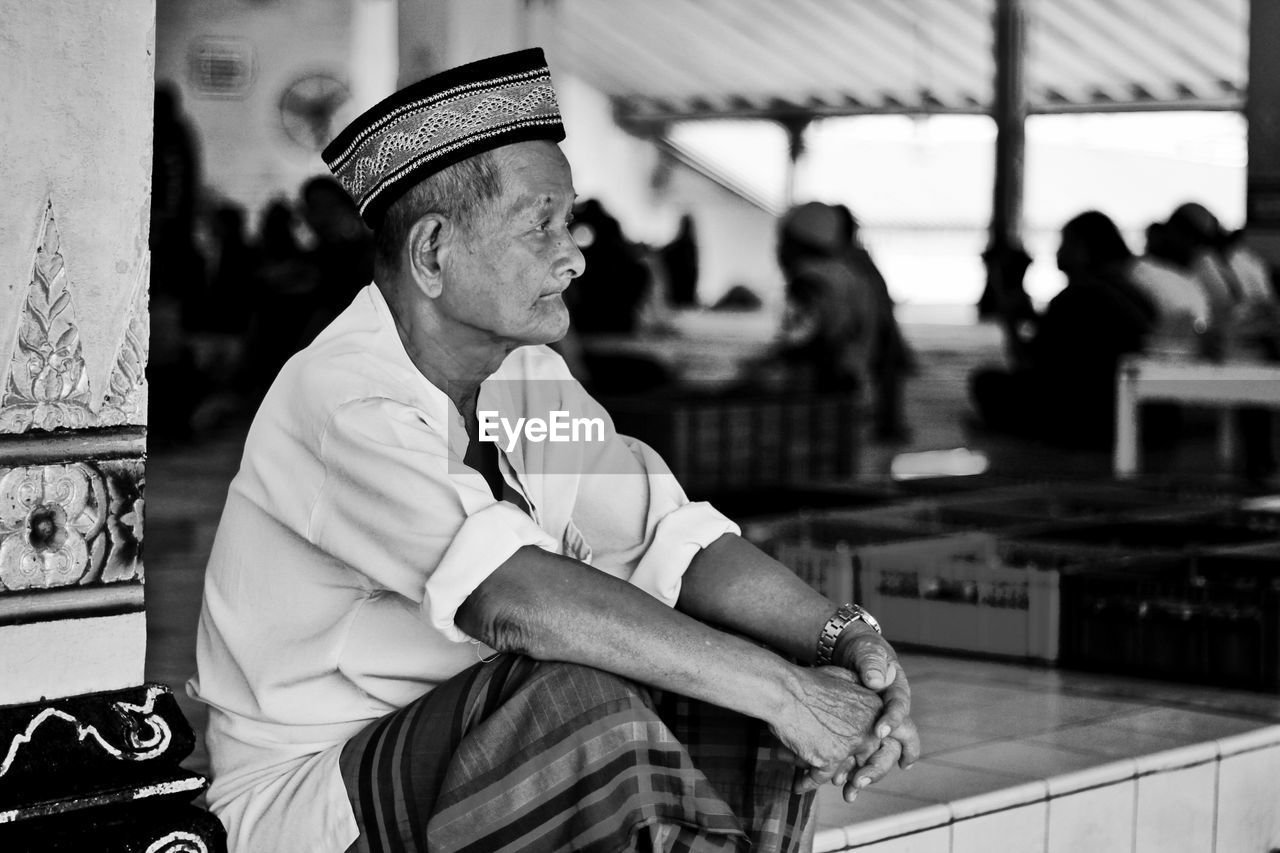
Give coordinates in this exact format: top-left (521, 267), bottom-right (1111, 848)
top-left (561, 198), bottom-right (670, 394)
top-left (971, 210), bottom-right (1156, 449)
top-left (1163, 201), bottom-right (1278, 359)
top-left (1131, 220), bottom-right (1211, 347)
top-left (189, 49), bottom-right (918, 853)
top-left (1164, 202), bottom-right (1279, 477)
top-left (766, 202), bottom-right (880, 397)
top-left (832, 204), bottom-right (915, 441)
top-left (299, 176), bottom-right (376, 342)
top-left (563, 198), bottom-right (650, 335)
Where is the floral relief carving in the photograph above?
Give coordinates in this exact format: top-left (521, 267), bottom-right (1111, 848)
top-left (102, 459), bottom-right (145, 583)
top-left (0, 460), bottom-right (144, 591)
top-left (0, 464), bottom-right (107, 590)
top-left (99, 261), bottom-right (150, 427)
top-left (0, 201), bottom-right (94, 434)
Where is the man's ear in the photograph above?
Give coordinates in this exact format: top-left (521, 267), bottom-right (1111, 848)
top-left (406, 213), bottom-right (449, 298)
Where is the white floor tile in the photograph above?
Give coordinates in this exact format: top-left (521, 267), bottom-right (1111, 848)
top-left (1133, 761), bottom-right (1216, 853)
top-left (935, 739), bottom-right (1108, 779)
top-left (952, 801), bottom-right (1047, 853)
top-left (841, 803), bottom-right (952, 849)
top-left (1028, 723), bottom-right (1184, 760)
top-left (815, 785), bottom-right (938, 828)
top-left (1215, 742), bottom-right (1280, 852)
top-left (1101, 707), bottom-right (1258, 745)
top-left (869, 759), bottom-right (1026, 803)
top-left (1046, 779), bottom-right (1136, 853)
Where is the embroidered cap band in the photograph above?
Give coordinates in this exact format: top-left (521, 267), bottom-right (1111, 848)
top-left (322, 48), bottom-right (565, 228)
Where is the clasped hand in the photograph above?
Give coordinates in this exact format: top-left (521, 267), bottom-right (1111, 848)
top-left (772, 630), bottom-right (920, 803)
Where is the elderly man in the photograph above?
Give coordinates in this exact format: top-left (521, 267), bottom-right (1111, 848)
top-left (189, 49), bottom-right (918, 853)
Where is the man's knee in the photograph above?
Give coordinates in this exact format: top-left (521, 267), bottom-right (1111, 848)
top-left (517, 659), bottom-right (654, 718)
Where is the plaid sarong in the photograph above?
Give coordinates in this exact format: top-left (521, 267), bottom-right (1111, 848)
top-left (339, 654), bottom-right (815, 852)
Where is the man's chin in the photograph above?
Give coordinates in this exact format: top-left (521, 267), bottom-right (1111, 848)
top-left (524, 303), bottom-right (571, 346)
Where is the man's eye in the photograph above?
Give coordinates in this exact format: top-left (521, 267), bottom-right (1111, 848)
top-left (535, 216), bottom-right (572, 233)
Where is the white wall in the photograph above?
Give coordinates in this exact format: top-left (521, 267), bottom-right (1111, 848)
top-left (155, 0), bottom-right (361, 219)
top-left (667, 165), bottom-right (785, 308)
top-left (558, 74), bottom-right (677, 245)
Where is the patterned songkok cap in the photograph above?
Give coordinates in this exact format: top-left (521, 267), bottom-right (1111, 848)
top-left (322, 48), bottom-right (565, 229)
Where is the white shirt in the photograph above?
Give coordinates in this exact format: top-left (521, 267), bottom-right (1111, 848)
top-left (1127, 256), bottom-right (1210, 330)
top-left (187, 285), bottom-right (738, 853)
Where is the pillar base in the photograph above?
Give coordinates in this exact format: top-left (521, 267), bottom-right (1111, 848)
top-left (0, 683), bottom-right (225, 853)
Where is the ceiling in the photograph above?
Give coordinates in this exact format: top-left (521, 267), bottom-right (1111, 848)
top-left (550, 0), bottom-right (1248, 122)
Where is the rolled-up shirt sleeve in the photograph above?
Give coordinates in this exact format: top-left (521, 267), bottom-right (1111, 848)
top-left (564, 384), bottom-right (740, 607)
top-left (310, 398), bottom-right (557, 643)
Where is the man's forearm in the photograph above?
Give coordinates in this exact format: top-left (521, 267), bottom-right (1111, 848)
top-left (677, 533), bottom-right (876, 665)
top-left (455, 545), bottom-right (800, 728)
top-left (679, 532), bottom-right (921, 781)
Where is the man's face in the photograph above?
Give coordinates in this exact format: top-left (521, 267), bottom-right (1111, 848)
top-left (439, 141), bottom-right (584, 347)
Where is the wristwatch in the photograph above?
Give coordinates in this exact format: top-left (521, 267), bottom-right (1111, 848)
top-left (815, 603), bottom-right (882, 666)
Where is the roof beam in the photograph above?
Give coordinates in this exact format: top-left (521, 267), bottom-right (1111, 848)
top-left (869, 0), bottom-right (992, 108)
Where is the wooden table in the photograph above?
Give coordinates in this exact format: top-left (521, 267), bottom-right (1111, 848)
top-left (1113, 355), bottom-right (1280, 477)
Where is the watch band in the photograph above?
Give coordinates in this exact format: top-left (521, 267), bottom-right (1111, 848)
top-left (815, 603), bottom-right (882, 666)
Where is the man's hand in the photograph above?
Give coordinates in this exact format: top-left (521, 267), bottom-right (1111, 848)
top-left (769, 665), bottom-right (884, 798)
top-left (833, 626), bottom-right (921, 789)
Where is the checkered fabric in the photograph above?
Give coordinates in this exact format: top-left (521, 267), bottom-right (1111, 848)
top-left (322, 48), bottom-right (565, 228)
top-left (338, 655), bottom-right (815, 853)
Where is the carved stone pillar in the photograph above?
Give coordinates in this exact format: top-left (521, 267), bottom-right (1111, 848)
top-left (0, 1), bottom-right (224, 850)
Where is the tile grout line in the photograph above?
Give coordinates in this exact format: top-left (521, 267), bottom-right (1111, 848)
top-left (1043, 785), bottom-right (1052, 853)
top-left (1210, 752), bottom-right (1220, 853)
top-left (1133, 755), bottom-right (1219, 779)
top-left (1130, 768), bottom-right (1138, 853)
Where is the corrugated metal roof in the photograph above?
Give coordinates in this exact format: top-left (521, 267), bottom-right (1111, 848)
top-left (550, 0), bottom-right (1247, 121)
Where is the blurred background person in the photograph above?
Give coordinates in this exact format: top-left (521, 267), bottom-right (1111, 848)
top-left (238, 198), bottom-right (317, 404)
top-left (660, 213), bottom-right (700, 308)
top-left (298, 176), bottom-right (375, 342)
top-left (833, 204), bottom-right (914, 441)
top-left (147, 83), bottom-right (206, 443)
top-left (970, 210), bottom-right (1155, 449)
top-left (1129, 220), bottom-right (1212, 351)
top-left (150, 83), bottom-right (203, 303)
top-left (562, 198), bottom-right (671, 394)
top-left (1162, 201), bottom-right (1279, 477)
top-left (1163, 201), bottom-right (1278, 358)
top-left (565, 198), bottom-right (651, 335)
top-left (203, 203), bottom-right (256, 333)
top-left (772, 201), bottom-right (879, 398)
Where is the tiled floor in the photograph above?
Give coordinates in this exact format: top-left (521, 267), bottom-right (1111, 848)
top-left (143, 310), bottom-right (1280, 848)
top-left (809, 652), bottom-right (1280, 851)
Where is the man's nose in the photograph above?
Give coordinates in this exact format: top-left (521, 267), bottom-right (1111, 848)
top-left (560, 232), bottom-right (586, 280)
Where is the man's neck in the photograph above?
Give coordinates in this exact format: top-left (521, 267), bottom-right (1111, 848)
top-left (382, 285), bottom-right (512, 422)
